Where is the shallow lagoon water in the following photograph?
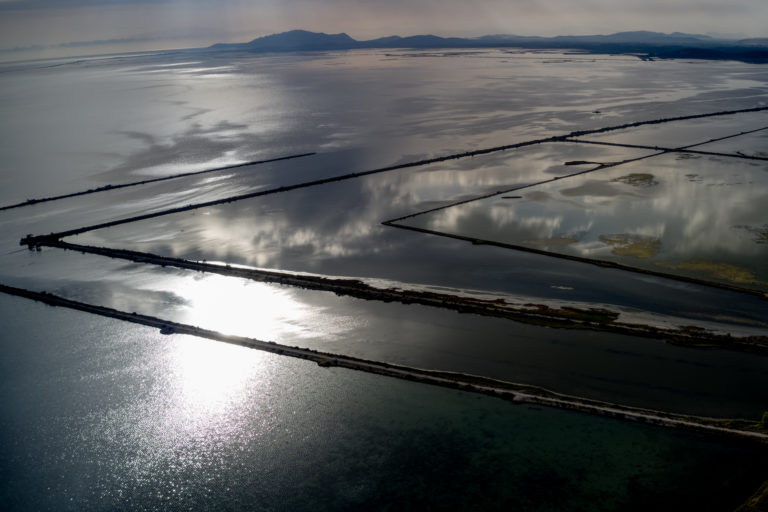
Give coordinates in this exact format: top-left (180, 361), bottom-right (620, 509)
top-left (1, 49), bottom-right (768, 510)
top-left (2, 49), bottom-right (767, 205)
top-left (397, 147), bottom-right (768, 292)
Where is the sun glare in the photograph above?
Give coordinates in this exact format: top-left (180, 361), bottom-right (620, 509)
top-left (172, 336), bottom-right (261, 417)
top-left (179, 273), bottom-right (309, 340)
top-left (163, 274), bottom-right (309, 418)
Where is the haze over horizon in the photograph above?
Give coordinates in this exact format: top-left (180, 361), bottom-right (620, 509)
top-left (1, 0), bottom-right (767, 60)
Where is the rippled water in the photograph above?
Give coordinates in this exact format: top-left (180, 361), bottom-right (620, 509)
top-left (2, 295), bottom-right (766, 511)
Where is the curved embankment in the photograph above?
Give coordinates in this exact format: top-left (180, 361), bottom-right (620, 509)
top-left (21, 240), bottom-right (768, 354)
top-left (1, 282), bottom-right (766, 442)
top-left (17, 106), bottom-right (768, 243)
top-left (0, 152), bottom-right (316, 212)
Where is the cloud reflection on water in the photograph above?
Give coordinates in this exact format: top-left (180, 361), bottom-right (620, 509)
top-left (403, 151), bottom-right (768, 291)
top-left (78, 143), bottom-right (652, 270)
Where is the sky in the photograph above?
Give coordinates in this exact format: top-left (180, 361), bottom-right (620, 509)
top-left (1, 0), bottom-right (767, 58)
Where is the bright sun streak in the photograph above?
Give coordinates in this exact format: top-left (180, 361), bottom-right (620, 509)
top-left (173, 338), bottom-right (258, 416)
top-left (179, 273), bottom-right (309, 340)
top-left (167, 274), bottom-right (309, 417)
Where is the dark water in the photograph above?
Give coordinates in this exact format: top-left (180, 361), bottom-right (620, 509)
top-left (1, 295), bottom-right (766, 512)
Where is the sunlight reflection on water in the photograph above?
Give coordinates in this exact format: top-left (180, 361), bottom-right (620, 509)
top-left (171, 338), bottom-right (258, 418)
top-left (177, 274), bottom-right (310, 339)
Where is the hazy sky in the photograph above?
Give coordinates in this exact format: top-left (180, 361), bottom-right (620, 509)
top-left (1, 0), bottom-right (766, 56)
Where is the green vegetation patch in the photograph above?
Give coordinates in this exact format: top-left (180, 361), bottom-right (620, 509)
top-left (599, 234), bottom-right (661, 258)
top-left (655, 259), bottom-right (760, 284)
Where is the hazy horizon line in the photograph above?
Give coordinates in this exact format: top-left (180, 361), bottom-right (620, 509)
top-left (2, 27), bottom-right (766, 63)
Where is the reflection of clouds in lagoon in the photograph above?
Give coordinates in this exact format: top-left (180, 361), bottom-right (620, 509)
top-left (101, 120), bottom-right (292, 180)
top-left (70, 144), bottom-right (668, 300)
top-left (65, 140), bottom-right (764, 300)
top-left (404, 152), bottom-right (768, 285)
top-left (5, 48), bottom-right (768, 208)
top-left (606, 222), bottom-right (666, 241)
top-left (560, 179), bottom-right (637, 199)
top-left (428, 201), bottom-right (566, 243)
top-left (249, 145), bottom-right (587, 262)
top-left (85, 143), bottom-right (633, 267)
top-left (647, 158), bottom-right (768, 258)
top-left (182, 189), bottom-right (386, 266)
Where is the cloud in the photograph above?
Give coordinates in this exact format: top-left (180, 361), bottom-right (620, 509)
top-left (0, 0), bottom-right (167, 10)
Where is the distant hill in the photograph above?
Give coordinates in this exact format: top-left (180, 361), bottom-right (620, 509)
top-left (210, 30), bottom-right (358, 51)
top-left (207, 29), bottom-right (768, 63)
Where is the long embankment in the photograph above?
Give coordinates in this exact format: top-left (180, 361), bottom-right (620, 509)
top-left (21, 239), bottom-right (768, 355)
top-left (1, 282), bottom-right (766, 442)
top-left (565, 135), bottom-right (768, 160)
top-left (0, 152), bottom-right (316, 212)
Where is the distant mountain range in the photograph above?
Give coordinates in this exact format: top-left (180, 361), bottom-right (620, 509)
top-left (208, 30), bottom-right (768, 63)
